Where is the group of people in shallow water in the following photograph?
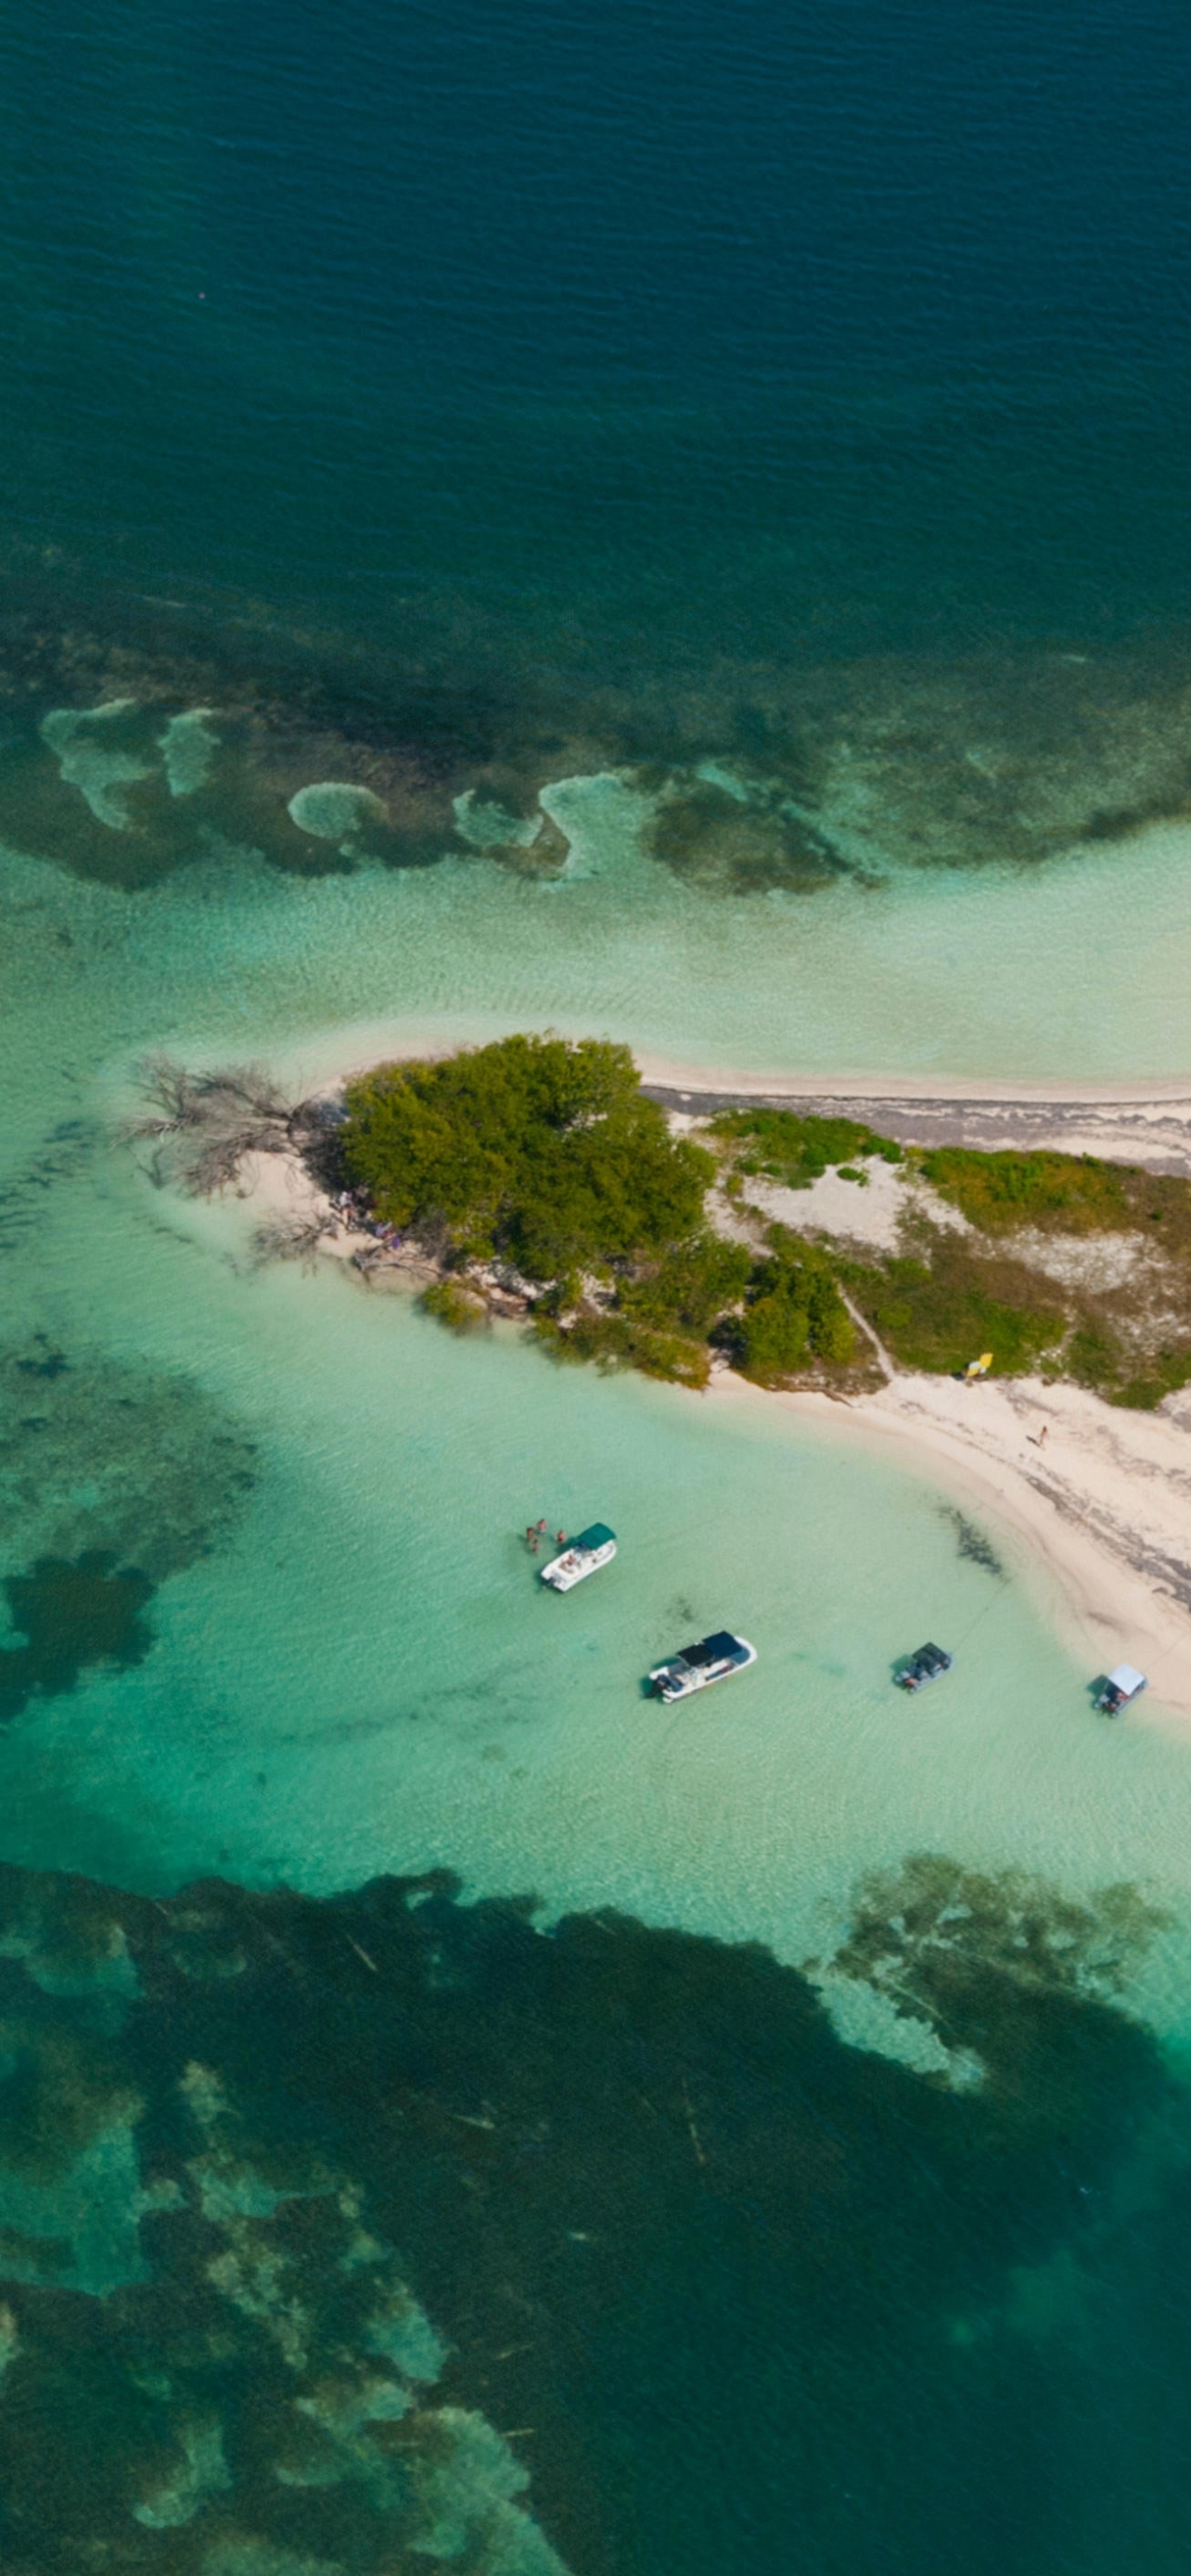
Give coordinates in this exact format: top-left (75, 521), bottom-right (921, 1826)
top-left (524, 1519), bottom-right (568, 1557)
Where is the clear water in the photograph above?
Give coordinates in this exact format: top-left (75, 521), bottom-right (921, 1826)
top-left (4, 0), bottom-right (1191, 2564)
top-left (3, 961), bottom-right (1190, 1989)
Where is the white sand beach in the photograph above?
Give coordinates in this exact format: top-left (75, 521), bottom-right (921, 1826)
top-left (212, 1028), bottom-right (1191, 1730)
top-left (712, 1365), bottom-right (1191, 1728)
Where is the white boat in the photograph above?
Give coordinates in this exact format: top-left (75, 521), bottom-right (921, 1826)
top-left (540, 1523), bottom-right (617, 1590)
top-left (1097, 1661), bottom-right (1147, 1715)
top-left (647, 1630), bottom-right (757, 1702)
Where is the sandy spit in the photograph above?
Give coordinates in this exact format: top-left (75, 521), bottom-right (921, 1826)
top-left (633, 1053), bottom-right (1191, 1107)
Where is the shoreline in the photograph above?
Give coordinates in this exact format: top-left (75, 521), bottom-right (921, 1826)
top-left (204, 1027), bottom-right (1191, 1727)
top-left (635, 1066), bottom-right (1191, 1171)
top-left (632, 1056), bottom-right (1191, 1106)
top-left (254, 1014), bottom-right (1191, 1118)
top-left (709, 1366), bottom-right (1191, 1728)
top-left (260, 1014), bottom-right (1191, 1170)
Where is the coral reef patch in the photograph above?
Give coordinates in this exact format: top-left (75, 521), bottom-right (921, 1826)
top-left (5, 571), bottom-right (1191, 893)
top-left (0, 1856), bottom-right (1183, 2573)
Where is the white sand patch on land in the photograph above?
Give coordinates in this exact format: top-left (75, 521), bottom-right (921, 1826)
top-left (992, 1226), bottom-right (1143, 1294)
top-left (739, 1159), bottom-right (972, 1254)
top-left (742, 1163), bottom-right (906, 1250)
top-left (231, 1150), bottom-right (327, 1223)
top-left (670, 1120), bottom-right (971, 1253)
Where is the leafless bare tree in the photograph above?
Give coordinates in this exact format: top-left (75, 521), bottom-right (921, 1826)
top-left (122, 1055), bottom-right (325, 1196)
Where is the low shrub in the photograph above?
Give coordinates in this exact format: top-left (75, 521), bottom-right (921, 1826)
top-left (711, 1108), bottom-right (902, 1190)
top-left (732, 1231), bottom-right (856, 1382)
top-left (843, 1242), bottom-right (1064, 1378)
top-left (918, 1148), bottom-right (1130, 1234)
top-left (535, 1308), bottom-right (711, 1387)
top-left (618, 1234), bottom-right (752, 1336)
top-left (344, 1035), bottom-right (712, 1274)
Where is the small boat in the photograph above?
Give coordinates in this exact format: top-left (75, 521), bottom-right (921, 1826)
top-left (897, 1641), bottom-right (954, 1692)
top-left (540, 1524), bottom-right (617, 1590)
top-left (1096, 1662), bottom-right (1146, 1715)
top-left (647, 1630), bottom-right (757, 1702)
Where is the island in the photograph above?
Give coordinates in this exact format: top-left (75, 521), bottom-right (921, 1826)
top-left (126, 1034), bottom-right (1191, 1716)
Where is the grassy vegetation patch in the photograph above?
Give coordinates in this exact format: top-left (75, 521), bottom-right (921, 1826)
top-left (1067, 1324), bottom-right (1191, 1411)
top-left (714, 1116), bottom-right (1191, 1408)
top-left (711, 1107), bottom-right (903, 1190)
top-left (841, 1234), bottom-right (1066, 1378)
top-left (917, 1147), bottom-right (1131, 1233)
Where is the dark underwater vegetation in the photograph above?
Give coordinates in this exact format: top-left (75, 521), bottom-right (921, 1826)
top-left (0, 1855), bottom-right (1186, 2572)
top-left (9, 574), bottom-right (1191, 897)
top-left (0, 1554), bottom-right (155, 1727)
top-left (0, 1338), bottom-right (258, 1589)
top-left (0, 1337), bottom-right (260, 1728)
top-left (5, 0), bottom-right (1191, 2563)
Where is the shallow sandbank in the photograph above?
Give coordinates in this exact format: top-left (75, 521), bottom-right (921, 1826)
top-left (710, 1367), bottom-right (1191, 1728)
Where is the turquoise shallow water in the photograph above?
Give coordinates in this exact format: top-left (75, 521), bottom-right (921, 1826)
top-left (3, 804), bottom-right (1191, 2030)
top-left (4, 677), bottom-right (1191, 2576)
top-left (5, 763), bottom-right (1191, 1103)
top-left (5, 0), bottom-right (1191, 2558)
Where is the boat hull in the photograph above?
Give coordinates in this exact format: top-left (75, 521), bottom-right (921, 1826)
top-left (648, 1639), bottom-right (757, 1702)
top-left (541, 1539), bottom-right (617, 1591)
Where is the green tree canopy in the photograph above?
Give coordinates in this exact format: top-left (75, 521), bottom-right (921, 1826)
top-left (342, 1036), bottom-right (713, 1278)
top-left (735, 1231), bottom-right (856, 1383)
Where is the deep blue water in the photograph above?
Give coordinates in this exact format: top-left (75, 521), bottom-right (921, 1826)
top-left (2, 0), bottom-right (1189, 653)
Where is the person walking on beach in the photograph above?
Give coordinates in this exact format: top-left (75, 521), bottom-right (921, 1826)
top-left (1038, 1423), bottom-right (1048, 1447)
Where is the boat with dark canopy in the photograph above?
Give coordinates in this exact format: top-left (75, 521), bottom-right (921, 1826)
top-left (647, 1631), bottom-right (757, 1702)
top-left (896, 1642), bottom-right (954, 1692)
